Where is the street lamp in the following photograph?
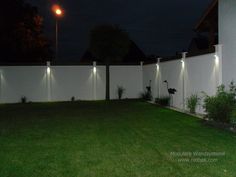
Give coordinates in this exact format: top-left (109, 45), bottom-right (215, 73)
top-left (52, 4), bottom-right (64, 61)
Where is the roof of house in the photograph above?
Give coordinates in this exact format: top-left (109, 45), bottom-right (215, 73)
top-left (195, 0), bottom-right (218, 32)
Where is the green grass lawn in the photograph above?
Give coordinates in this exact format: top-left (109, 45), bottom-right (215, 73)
top-left (0, 101), bottom-right (236, 177)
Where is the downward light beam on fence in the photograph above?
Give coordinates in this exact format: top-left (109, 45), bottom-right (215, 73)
top-left (93, 61), bottom-right (97, 100)
top-left (157, 58), bottom-right (161, 99)
top-left (93, 61), bottom-right (97, 74)
top-left (182, 52), bottom-right (187, 110)
top-left (46, 61), bottom-right (51, 101)
top-left (140, 61), bottom-right (144, 93)
top-left (214, 44), bottom-right (223, 87)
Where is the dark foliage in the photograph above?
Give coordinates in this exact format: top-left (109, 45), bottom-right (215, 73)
top-left (0, 0), bottom-right (52, 62)
top-left (203, 82), bottom-right (236, 123)
top-left (117, 86), bottom-right (125, 100)
top-left (89, 24), bottom-right (131, 100)
top-left (21, 96), bottom-right (27, 103)
top-left (71, 97), bottom-right (75, 102)
top-left (155, 97), bottom-right (170, 106)
top-left (140, 91), bottom-right (152, 101)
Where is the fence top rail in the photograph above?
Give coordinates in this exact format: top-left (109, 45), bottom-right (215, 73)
top-left (143, 51), bottom-right (215, 65)
top-left (0, 61), bottom-right (142, 66)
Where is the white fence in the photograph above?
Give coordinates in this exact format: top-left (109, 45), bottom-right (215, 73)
top-left (143, 46), bottom-right (222, 113)
top-left (0, 64), bottom-right (143, 103)
top-left (0, 45), bottom-right (222, 114)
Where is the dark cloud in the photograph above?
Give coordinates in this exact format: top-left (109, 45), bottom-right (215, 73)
top-left (28, 0), bottom-right (212, 60)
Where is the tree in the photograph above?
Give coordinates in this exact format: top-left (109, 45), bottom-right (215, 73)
top-left (0, 0), bottom-right (52, 62)
top-left (89, 24), bottom-right (131, 100)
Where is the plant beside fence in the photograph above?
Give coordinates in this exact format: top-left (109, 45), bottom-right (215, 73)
top-left (203, 82), bottom-right (236, 124)
top-left (186, 94), bottom-right (201, 114)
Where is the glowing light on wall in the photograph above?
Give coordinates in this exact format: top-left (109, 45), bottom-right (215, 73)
top-left (47, 67), bottom-right (51, 74)
top-left (93, 66), bottom-right (97, 74)
top-left (156, 63), bottom-right (159, 70)
top-left (215, 54), bottom-right (219, 65)
top-left (181, 59), bottom-right (185, 68)
top-left (93, 61), bottom-right (97, 74)
top-left (46, 61), bottom-right (51, 75)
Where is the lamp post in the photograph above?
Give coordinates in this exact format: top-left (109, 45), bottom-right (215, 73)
top-left (52, 5), bottom-right (63, 61)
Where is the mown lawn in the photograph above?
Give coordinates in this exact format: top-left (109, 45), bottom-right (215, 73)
top-left (0, 101), bottom-right (235, 177)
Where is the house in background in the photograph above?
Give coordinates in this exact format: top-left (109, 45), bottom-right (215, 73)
top-left (188, 0), bottom-right (236, 85)
top-left (219, 0), bottom-right (236, 85)
top-left (188, 0), bottom-right (218, 55)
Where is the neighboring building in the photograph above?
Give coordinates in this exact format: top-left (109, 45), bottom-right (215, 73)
top-left (219, 0), bottom-right (236, 85)
top-left (81, 40), bottom-right (147, 63)
top-left (188, 0), bottom-right (218, 55)
top-left (191, 0), bottom-right (236, 85)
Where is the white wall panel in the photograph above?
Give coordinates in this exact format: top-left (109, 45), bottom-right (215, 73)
top-left (0, 66), bottom-right (47, 103)
top-left (110, 66), bottom-right (142, 99)
top-left (143, 64), bottom-right (159, 99)
top-left (160, 60), bottom-right (183, 109)
top-left (185, 53), bottom-right (216, 113)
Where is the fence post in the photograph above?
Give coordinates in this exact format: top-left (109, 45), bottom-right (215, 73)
top-left (182, 52), bottom-right (187, 110)
top-left (214, 44), bottom-right (223, 87)
top-left (46, 61), bottom-right (51, 102)
top-left (93, 61), bottom-right (97, 100)
top-left (140, 61), bottom-right (144, 92)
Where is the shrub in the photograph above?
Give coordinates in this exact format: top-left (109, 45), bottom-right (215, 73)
top-left (186, 94), bottom-right (200, 114)
top-left (71, 96), bottom-right (75, 102)
top-left (140, 91), bottom-right (152, 101)
top-left (155, 97), bottom-right (170, 106)
top-left (117, 86), bottom-right (125, 100)
top-left (21, 96), bottom-right (27, 104)
top-left (203, 82), bottom-right (236, 123)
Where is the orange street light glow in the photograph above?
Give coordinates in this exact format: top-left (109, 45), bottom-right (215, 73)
top-left (56, 9), bottom-right (62, 15)
top-left (52, 5), bottom-right (64, 17)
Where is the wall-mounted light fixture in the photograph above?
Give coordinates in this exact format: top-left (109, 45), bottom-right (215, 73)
top-left (214, 54), bottom-right (219, 65)
top-left (47, 67), bottom-right (51, 74)
top-left (156, 58), bottom-right (161, 70)
top-left (93, 61), bottom-right (97, 74)
top-left (47, 61), bottom-right (51, 75)
top-left (93, 66), bottom-right (96, 74)
top-left (181, 52), bottom-right (187, 69)
top-left (181, 59), bottom-right (185, 68)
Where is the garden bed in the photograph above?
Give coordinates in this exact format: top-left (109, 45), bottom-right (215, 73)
top-left (202, 119), bottom-right (236, 133)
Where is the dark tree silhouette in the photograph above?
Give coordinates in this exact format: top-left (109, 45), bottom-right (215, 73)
top-left (89, 24), bottom-right (131, 100)
top-left (0, 0), bottom-right (52, 62)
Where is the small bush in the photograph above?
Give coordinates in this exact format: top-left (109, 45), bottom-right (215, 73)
top-left (140, 91), bottom-right (152, 101)
top-left (117, 86), bottom-right (125, 100)
top-left (186, 94), bottom-right (200, 114)
top-left (155, 97), bottom-right (170, 106)
top-left (21, 96), bottom-right (27, 104)
top-left (203, 82), bottom-right (236, 123)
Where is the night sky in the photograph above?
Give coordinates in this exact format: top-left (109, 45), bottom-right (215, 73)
top-left (28, 0), bottom-right (212, 61)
